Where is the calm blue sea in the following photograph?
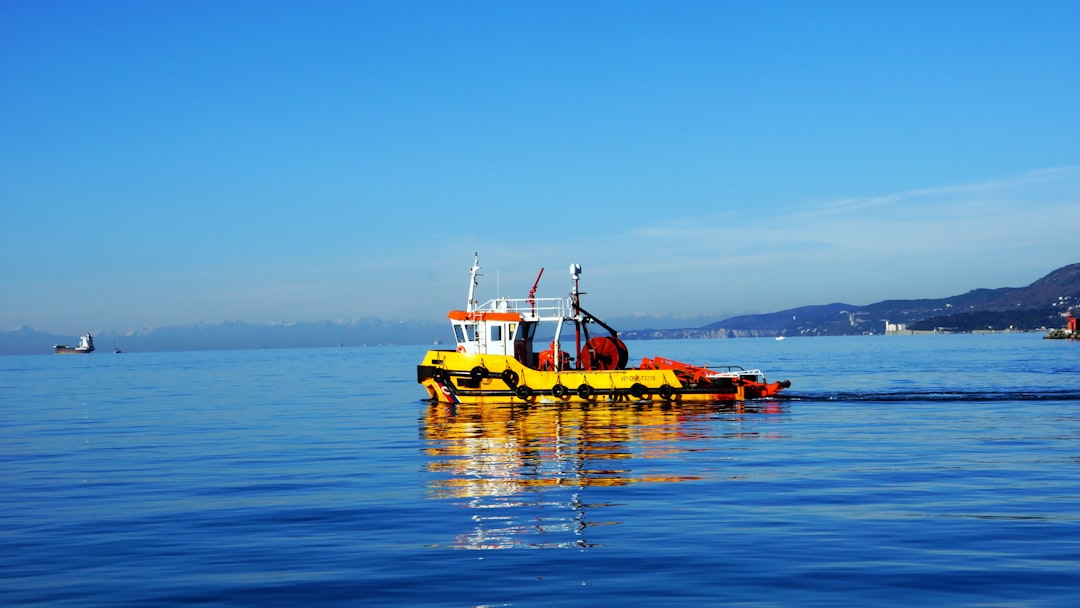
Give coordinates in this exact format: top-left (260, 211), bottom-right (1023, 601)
top-left (3, 334), bottom-right (1080, 607)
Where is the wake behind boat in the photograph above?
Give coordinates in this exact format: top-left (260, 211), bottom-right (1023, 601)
top-left (54, 333), bottom-right (95, 354)
top-left (417, 255), bottom-right (790, 404)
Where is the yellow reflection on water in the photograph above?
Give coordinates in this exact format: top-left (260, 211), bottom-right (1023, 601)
top-left (421, 400), bottom-right (783, 549)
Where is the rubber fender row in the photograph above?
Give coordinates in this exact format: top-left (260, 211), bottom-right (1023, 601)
top-left (631, 383), bottom-right (674, 400)
top-left (432, 366), bottom-right (519, 387)
top-left (516, 383), bottom-right (598, 400)
top-left (433, 367), bottom-right (676, 401)
top-left (515, 382), bottom-right (676, 401)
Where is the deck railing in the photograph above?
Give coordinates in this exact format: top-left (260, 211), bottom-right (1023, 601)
top-left (478, 297), bottom-right (576, 320)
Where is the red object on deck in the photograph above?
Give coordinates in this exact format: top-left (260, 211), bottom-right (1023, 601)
top-left (578, 336), bottom-right (629, 370)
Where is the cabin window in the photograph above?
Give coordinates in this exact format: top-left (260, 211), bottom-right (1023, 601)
top-left (454, 325), bottom-right (465, 343)
top-left (491, 326), bottom-right (502, 341)
top-left (465, 323), bottom-right (477, 341)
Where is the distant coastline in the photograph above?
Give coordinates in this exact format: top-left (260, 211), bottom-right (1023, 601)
top-left (5, 262), bottom-right (1078, 356)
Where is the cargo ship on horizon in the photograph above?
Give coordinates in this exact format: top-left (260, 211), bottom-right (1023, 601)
top-left (54, 333), bottom-right (95, 354)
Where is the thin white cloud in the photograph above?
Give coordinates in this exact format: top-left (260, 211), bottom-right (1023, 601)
top-left (631, 166), bottom-right (1080, 249)
top-left (798, 166), bottom-right (1080, 219)
top-left (582, 167), bottom-right (1080, 314)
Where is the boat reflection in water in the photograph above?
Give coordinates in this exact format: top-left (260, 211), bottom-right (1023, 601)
top-left (421, 400), bottom-right (784, 550)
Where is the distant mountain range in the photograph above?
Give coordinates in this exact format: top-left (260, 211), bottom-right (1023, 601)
top-left (4, 263), bottom-right (1078, 355)
top-left (1, 314), bottom-right (707, 356)
top-left (623, 262), bottom-right (1080, 339)
top-left (0, 318), bottom-right (447, 356)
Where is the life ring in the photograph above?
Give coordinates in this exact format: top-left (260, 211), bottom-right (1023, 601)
top-left (456, 344), bottom-right (465, 353)
top-left (551, 384), bottom-right (568, 399)
top-left (515, 385), bottom-right (533, 400)
top-left (658, 384), bottom-right (674, 401)
top-left (630, 383), bottom-right (647, 399)
top-left (470, 366), bottom-right (488, 381)
top-left (577, 384), bottom-right (594, 399)
top-left (501, 369), bottom-right (519, 387)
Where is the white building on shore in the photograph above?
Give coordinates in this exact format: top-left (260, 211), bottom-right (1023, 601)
top-left (884, 321), bottom-right (910, 335)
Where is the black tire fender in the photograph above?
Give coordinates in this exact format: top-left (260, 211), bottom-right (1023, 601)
top-left (501, 369), bottom-right (519, 387)
top-left (658, 384), bottom-right (674, 401)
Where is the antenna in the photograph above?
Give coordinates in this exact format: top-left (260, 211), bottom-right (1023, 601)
top-left (570, 263), bottom-right (583, 365)
top-left (569, 263), bottom-right (582, 308)
top-left (466, 253), bottom-right (482, 312)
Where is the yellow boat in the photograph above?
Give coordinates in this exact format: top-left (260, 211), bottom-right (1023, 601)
top-left (417, 255), bottom-right (790, 404)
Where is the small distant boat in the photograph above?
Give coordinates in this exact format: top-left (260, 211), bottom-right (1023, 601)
top-left (114, 340), bottom-right (122, 354)
top-left (54, 333), bottom-right (95, 354)
top-left (775, 336), bottom-right (786, 341)
top-left (417, 255), bottom-right (791, 404)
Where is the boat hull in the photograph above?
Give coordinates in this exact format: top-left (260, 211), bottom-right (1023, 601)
top-left (417, 350), bottom-right (788, 404)
top-left (54, 333), bottom-right (95, 354)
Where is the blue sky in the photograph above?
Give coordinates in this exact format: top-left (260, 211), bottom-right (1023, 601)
top-left (3, 1), bottom-right (1078, 335)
